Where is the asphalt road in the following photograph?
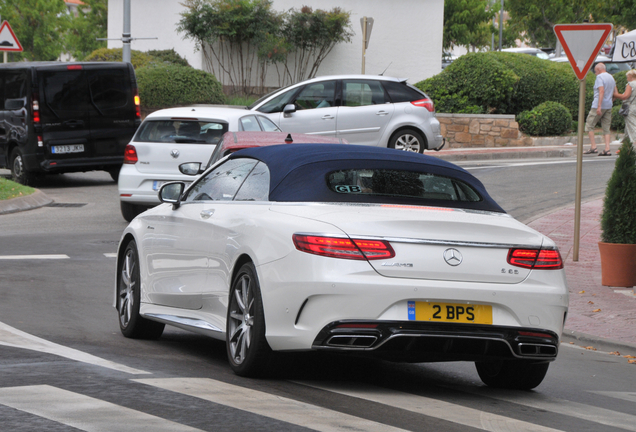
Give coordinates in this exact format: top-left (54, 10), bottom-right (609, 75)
top-left (1, 157), bottom-right (635, 432)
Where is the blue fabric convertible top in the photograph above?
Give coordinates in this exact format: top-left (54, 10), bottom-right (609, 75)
top-left (229, 144), bottom-right (504, 212)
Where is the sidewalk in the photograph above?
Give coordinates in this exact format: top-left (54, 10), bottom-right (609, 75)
top-left (1, 144), bottom-right (635, 354)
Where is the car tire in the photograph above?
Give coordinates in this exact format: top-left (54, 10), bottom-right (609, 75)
top-left (475, 360), bottom-right (550, 390)
top-left (121, 201), bottom-right (143, 222)
top-left (389, 129), bottom-right (426, 153)
top-left (10, 148), bottom-right (35, 186)
top-left (117, 240), bottom-right (165, 339)
top-left (226, 262), bottom-right (272, 377)
top-left (108, 166), bottom-right (121, 182)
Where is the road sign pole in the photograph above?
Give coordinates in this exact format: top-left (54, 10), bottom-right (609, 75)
top-left (573, 79), bottom-right (586, 262)
top-left (361, 17), bottom-right (367, 74)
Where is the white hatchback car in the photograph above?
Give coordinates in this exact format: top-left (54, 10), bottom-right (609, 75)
top-left (118, 106), bottom-right (281, 221)
top-left (248, 75), bottom-right (445, 153)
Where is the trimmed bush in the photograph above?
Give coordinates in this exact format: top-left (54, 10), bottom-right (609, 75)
top-left (601, 136), bottom-right (636, 244)
top-left (146, 49), bottom-right (191, 67)
top-left (517, 101), bottom-right (573, 136)
top-left (84, 48), bottom-right (154, 69)
top-left (416, 52), bottom-right (518, 114)
top-left (611, 105), bottom-right (625, 132)
top-left (136, 64), bottom-right (227, 108)
top-left (416, 52), bottom-right (597, 118)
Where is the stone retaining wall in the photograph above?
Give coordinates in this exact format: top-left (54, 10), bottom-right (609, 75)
top-left (437, 113), bottom-right (533, 148)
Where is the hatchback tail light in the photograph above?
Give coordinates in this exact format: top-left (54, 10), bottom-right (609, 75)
top-left (411, 98), bottom-right (434, 112)
top-left (123, 145), bottom-right (138, 164)
top-left (293, 234), bottom-right (395, 260)
top-left (507, 248), bottom-right (563, 270)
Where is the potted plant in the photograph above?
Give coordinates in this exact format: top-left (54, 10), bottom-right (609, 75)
top-left (599, 136), bottom-right (636, 287)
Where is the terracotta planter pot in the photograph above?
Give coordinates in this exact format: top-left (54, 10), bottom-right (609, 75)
top-left (598, 242), bottom-right (636, 287)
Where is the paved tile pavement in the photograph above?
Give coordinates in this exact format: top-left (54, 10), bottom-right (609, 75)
top-left (528, 198), bottom-right (636, 351)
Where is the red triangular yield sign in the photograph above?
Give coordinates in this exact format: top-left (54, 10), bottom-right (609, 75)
top-left (0, 20), bottom-right (23, 52)
top-left (554, 23), bottom-right (613, 80)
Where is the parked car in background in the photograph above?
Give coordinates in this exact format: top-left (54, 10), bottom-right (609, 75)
top-left (248, 75), bottom-right (444, 153)
top-left (0, 62), bottom-right (141, 185)
top-left (551, 54), bottom-right (631, 75)
top-left (501, 47), bottom-right (551, 59)
top-left (115, 144), bottom-right (568, 389)
top-left (117, 106), bottom-right (281, 221)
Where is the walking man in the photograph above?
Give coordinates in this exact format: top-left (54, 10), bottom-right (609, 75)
top-left (584, 63), bottom-right (616, 156)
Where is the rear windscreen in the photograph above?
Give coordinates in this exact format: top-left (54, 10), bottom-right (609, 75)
top-left (327, 169), bottom-right (482, 202)
top-left (41, 70), bottom-right (90, 115)
top-left (134, 120), bottom-right (228, 144)
top-left (88, 69), bottom-right (130, 111)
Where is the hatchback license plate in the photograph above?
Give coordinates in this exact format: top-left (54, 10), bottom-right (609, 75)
top-left (52, 144), bottom-right (84, 154)
top-left (408, 301), bottom-right (492, 324)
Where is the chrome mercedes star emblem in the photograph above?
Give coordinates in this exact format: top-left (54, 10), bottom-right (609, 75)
top-left (443, 248), bottom-right (463, 266)
top-left (170, 149), bottom-right (180, 159)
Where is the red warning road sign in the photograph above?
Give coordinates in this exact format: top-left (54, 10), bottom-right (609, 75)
top-left (554, 23), bottom-right (613, 80)
top-left (0, 21), bottom-right (23, 52)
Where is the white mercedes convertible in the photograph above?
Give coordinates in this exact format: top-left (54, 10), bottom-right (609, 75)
top-left (115, 144), bottom-right (568, 389)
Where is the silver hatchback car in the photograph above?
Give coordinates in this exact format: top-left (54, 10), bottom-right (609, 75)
top-left (248, 75), bottom-right (444, 153)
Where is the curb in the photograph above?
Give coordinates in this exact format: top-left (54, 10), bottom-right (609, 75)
top-left (562, 329), bottom-right (636, 355)
top-left (0, 190), bottom-right (53, 215)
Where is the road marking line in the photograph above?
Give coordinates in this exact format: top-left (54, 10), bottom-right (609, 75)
top-left (297, 381), bottom-right (563, 432)
top-left (0, 385), bottom-right (203, 432)
top-left (464, 158), bottom-right (611, 170)
top-left (455, 387), bottom-right (636, 431)
top-left (0, 321), bottom-right (149, 375)
top-left (103, 253), bottom-right (117, 258)
top-left (590, 391), bottom-right (636, 404)
top-left (0, 254), bottom-right (69, 260)
top-left (134, 377), bottom-right (409, 432)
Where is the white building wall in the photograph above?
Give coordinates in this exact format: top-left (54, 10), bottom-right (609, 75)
top-left (107, 0), bottom-right (443, 85)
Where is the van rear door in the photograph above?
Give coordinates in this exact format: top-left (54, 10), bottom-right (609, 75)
top-left (38, 66), bottom-right (93, 161)
top-left (86, 64), bottom-right (137, 159)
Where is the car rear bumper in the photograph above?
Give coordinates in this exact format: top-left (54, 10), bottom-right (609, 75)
top-left (311, 320), bottom-right (559, 363)
top-left (119, 165), bottom-right (193, 205)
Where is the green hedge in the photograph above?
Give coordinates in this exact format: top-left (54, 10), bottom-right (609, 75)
top-left (84, 48), bottom-right (154, 69)
top-left (517, 101), bottom-right (573, 136)
top-left (146, 49), bottom-right (191, 67)
top-left (136, 64), bottom-right (227, 108)
top-left (416, 52), bottom-right (597, 119)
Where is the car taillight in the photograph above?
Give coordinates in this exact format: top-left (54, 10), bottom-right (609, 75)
top-left (123, 145), bottom-right (138, 164)
top-left (411, 98), bottom-right (434, 112)
top-left (67, 65), bottom-right (83, 70)
top-left (293, 234), bottom-right (395, 260)
top-left (32, 93), bottom-right (40, 124)
top-left (507, 248), bottom-right (563, 270)
top-left (133, 87), bottom-right (141, 119)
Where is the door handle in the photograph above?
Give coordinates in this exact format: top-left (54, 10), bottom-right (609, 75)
top-left (63, 120), bottom-right (84, 128)
top-left (376, 111), bottom-right (389, 116)
top-left (200, 209), bottom-right (215, 219)
top-left (321, 115), bottom-right (335, 120)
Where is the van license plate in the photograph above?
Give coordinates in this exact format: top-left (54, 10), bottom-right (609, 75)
top-left (52, 145), bottom-right (84, 154)
top-left (408, 301), bottom-right (492, 324)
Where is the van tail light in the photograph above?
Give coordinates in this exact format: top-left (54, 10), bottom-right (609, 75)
top-left (37, 135), bottom-right (43, 147)
top-left (411, 98), bottom-right (434, 112)
top-left (133, 87), bottom-right (141, 119)
top-left (293, 234), bottom-right (395, 260)
top-left (67, 65), bottom-right (83, 70)
top-left (123, 145), bottom-right (138, 164)
top-left (507, 248), bottom-right (563, 270)
top-left (32, 93), bottom-right (40, 124)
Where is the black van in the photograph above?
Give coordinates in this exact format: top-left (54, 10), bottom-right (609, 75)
top-left (0, 62), bottom-right (141, 185)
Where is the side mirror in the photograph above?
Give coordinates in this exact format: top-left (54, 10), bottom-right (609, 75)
top-left (283, 103), bottom-right (296, 114)
top-left (159, 181), bottom-right (185, 209)
top-left (179, 162), bottom-right (203, 176)
top-left (5, 98), bottom-right (25, 110)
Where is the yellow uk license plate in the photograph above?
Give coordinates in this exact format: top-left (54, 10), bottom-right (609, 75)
top-left (408, 301), bottom-right (492, 324)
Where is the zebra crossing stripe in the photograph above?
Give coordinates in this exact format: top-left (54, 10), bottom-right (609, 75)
top-left (134, 377), bottom-right (409, 432)
top-left (0, 385), bottom-right (203, 432)
top-left (0, 254), bottom-right (69, 260)
top-left (297, 381), bottom-right (564, 432)
top-left (475, 389), bottom-right (636, 431)
top-left (0, 321), bottom-right (149, 375)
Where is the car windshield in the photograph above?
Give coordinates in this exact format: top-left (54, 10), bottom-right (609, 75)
top-left (134, 120), bottom-right (228, 144)
top-left (248, 85), bottom-right (293, 110)
top-left (327, 169), bottom-right (482, 202)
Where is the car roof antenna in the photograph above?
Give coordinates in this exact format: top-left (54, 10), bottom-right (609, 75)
top-left (379, 62), bottom-right (392, 76)
top-left (285, 133), bottom-right (293, 143)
